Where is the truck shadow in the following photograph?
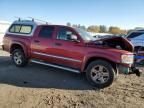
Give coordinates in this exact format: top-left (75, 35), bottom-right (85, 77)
top-left (0, 56), bottom-right (96, 90)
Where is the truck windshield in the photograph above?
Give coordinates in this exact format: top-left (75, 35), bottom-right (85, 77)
top-left (75, 28), bottom-right (94, 41)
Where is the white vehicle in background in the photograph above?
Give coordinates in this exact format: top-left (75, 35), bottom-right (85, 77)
top-left (0, 21), bottom-right (11, 46)
top-left (127, 30), bottom-right (144, 52)
top-left (88, 32), bottom-right (113, 40)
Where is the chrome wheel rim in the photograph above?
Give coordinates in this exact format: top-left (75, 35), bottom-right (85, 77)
top-left (13, 52), bottom-right (22, 65)
top-left (91, 65), bottom-right (110, 84)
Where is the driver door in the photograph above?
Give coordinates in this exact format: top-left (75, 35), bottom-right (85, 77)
top-left (51, 26), bottom-right (84, 69)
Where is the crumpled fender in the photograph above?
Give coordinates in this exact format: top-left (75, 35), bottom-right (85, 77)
top-left (80, 51), bottom-right (121, 72)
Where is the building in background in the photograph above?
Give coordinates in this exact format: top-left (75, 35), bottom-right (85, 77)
top-left (0, 20), bottom-right (11, 45)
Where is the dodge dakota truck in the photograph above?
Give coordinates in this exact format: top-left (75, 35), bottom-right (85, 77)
top-left (2, 20), bottom-right (141, 88)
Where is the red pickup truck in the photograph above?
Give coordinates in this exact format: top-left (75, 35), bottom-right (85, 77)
top-left (2, 20), bottom-right (140, 88)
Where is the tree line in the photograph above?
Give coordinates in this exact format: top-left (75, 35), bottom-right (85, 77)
top-left (66, 22), bottom-right (127, 35)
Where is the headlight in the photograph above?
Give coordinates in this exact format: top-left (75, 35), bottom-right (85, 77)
top-left (121, 54), bottom-right (134, 64)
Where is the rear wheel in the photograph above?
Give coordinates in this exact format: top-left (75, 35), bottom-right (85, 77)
top-left (12, 49), bottom-right (28, 67)
top-left (86, 60), bottom-right (115, 89)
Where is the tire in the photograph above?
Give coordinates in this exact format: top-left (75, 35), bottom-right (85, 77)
top-left (12, 49), bottom-right (28, 67)
top-left (86, 60), bottom-right (115, 89)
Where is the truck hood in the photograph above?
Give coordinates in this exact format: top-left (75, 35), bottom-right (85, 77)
top-left (85, 36), bottom-right (134, 52)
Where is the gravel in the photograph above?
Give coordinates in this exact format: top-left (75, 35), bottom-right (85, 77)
top-left (0, 49), bottom-right (144, 108)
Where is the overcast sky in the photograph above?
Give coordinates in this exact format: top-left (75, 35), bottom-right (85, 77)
top-left (0, 0), bottom-right (144, 29)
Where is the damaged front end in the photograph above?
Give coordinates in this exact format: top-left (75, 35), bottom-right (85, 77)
top-left (97, 36), bottom-right (134, 52)
top-left (118, 64), bottom-right (142, 77)
top-left (94, 36), bottom-right (142, 77)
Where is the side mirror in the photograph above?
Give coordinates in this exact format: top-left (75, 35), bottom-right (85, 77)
top-left (71, 35), bottom-right (80, 42)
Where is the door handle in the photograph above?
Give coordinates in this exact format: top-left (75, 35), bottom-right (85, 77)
top-left (54, 43), bottom-right (62, 46)
top-left (34, 40), bottom-right (40, 43)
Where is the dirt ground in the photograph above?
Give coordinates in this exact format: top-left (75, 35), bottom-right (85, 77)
top-left (0, 49), bottom-right (144, 108)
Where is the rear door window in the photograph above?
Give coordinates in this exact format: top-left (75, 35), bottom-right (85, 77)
top-left (39, 26), bottom-right (55, 38)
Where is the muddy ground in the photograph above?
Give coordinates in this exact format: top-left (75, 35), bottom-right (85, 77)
top-left (0, 49), bottom-right (144, 108)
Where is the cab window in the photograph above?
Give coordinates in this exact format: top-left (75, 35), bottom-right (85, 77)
top-left (57, 27), bottom-right (77, 41)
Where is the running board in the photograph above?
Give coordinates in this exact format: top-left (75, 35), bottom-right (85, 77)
top-left (31, 60), bottom-right (80, 73)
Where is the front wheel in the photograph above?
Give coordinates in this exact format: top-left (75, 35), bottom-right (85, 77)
top-left (12, 49), bottom-right (28, 67)
top-left (86, 60), bottom-right (115, 89)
